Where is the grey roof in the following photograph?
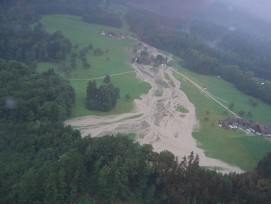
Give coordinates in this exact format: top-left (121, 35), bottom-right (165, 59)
top-left (265, 125), bottom-right (271, 133)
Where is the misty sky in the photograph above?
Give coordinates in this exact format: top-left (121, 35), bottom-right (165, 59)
top-left (221, 0), bottom-right (271, 22)
top-left (130, 0), bottom-right (271, 23)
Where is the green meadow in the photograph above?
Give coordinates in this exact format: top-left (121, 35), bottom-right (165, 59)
top-left (175, 105), bottom-right (189, 113)
top-left (38, 14), bottom-right (150, 117)
top-left (70, 72), bottom-right (150, 117)
top-left (174, 60), bottom-right (271, 171)
top-left (173, 58), bottom-right (271, 124)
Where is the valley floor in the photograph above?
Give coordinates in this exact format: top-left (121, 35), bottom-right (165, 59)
top-left (65, 43), bottom-right (243, 173)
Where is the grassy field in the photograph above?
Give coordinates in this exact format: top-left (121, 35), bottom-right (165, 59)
top-left (38, 14), bottom-right (150, 117)
top-left (70, 72), bottom-right (150, 117)
top-left (174, 61), bottom-right (271, 171)
top-left (175, 105), bottom-right (189, 113)
top-left (173, 58), bottom-right (271, 124)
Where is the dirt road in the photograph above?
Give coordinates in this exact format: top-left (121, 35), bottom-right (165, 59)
top-left (171, 68), bottom-right (240, 118)
top-left (65, 44), bottom-right (243, 173)
top-left (68, 70), bottom-right (135, 81)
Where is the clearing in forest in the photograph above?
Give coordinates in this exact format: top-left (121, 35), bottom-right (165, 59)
top-left (38, 14), bottom-right (150, 117)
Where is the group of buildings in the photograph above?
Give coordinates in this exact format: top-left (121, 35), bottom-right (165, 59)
top-left (100, 30), bottom-right (127, 40)
top-left (218, 117), bottom-right (271, 137)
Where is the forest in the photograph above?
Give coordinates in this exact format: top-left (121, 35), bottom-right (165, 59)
top-left (0, 5), bottom-right (72, 68)
top-left (1, 0), bottom-right (271, 203)
top-left (86, 76), bottom-right (120, 112)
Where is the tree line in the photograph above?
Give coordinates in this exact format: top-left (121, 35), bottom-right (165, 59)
top-left (186, 18), bottom-right (271, 80)
top-left (0, 4), bottom-right (72, 66)
top-left (25, 0), bottom-right (123, 28)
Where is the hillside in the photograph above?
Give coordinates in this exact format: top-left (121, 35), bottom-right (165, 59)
top-left (1, 1), bottom-right (271, 203)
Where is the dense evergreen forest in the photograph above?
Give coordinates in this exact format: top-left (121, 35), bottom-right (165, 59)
top-left (86, 76), bottom-right (120, 112)
top-left (1, 0), bottom-right (271, 203)
top-left (0, 4), bottom-right (72, 66)
top-left (13, 0), bottom-right (122, 28)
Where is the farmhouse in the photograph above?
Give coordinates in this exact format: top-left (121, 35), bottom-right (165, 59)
top-left (218, 117), bottom-right (238, 129)
top-left (136, 53), bottom-right (169, 67)
top-left (265, 125), bottom-right (271, 136)
top-left (100, 30), bottom-right (127, 40)
top-left (218, 117), bottom-right (271, 136)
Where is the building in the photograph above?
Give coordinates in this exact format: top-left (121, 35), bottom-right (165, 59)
top-left (218, 117), bottom-right (271, 137)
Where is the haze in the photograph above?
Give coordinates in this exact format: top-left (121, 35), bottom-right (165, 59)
top-left (219, 0), bottom-right (271, 22)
